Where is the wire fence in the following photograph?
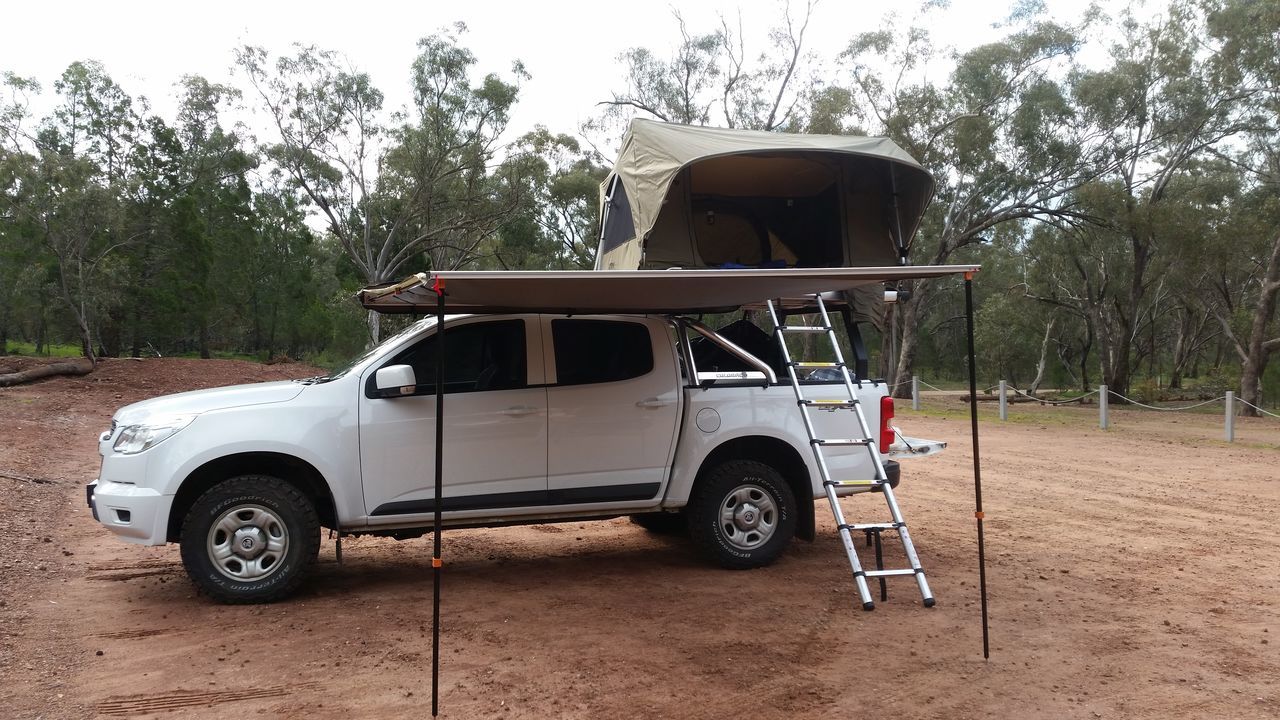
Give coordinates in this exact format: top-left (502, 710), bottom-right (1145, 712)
top-left (1008, 387), bottom-right (1099, 406)
top-left (905, 375), bottom-right (1278, 442)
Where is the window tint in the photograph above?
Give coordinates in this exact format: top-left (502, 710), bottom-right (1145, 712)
top-left (552, 320), bottom-right (653, 385)
top-left (377, 320), bottom-right (526, 396)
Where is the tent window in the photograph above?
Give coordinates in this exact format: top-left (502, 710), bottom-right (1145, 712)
top-left (685, 154), bottom-right (845, 268)
top-left (599, 177), bottom-right (635, 255)
top-left (552, 319), bottom-right (653, 385)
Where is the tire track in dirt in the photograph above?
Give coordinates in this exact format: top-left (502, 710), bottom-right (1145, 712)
top-left (87, 559), bottom-right (175, 571)
top-left (85, 568), bottom-right (178, 582)
top-left (96, 681), bottom-right (319, 716)
top-left (92, 627), bottom-right (187, 640)
top-left (85, 559), bottom-right (181, 582)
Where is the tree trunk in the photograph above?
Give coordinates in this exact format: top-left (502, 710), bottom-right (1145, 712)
top-left (199, 320), bottom-right (211, 360)
top-left (1028, 317), bottom-right (1056, 396)
top-left (1237, 233), bottom-right (1280, 417)
top-left (367, 309), bottom-right (382, 347)
top-left (130, 304), bottom-right (142, 358)
top-left (1169, 305), bottom-right (1191, 389)
top-left (891, 285), bottom-right (926, 400)
top-left (1080, 321), bottom-right (1093, 392)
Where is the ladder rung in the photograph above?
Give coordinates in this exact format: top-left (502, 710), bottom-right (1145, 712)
top-left (800, 399), bottom-right (858, 407)
top-left (841, 521), bottom-right (901, 531)
top-left (779, 325), bottom-right (829, 333)
top-left (791, 361), bottom-right (841, 368)
top-left (864, 568), bottom-right (920, 578)
top-left (826, 480), bottom-right (881, 488)
top-left (812, 438), bottom-right (872, 446)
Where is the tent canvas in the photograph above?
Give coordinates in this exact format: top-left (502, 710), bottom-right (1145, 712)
top-left (594, 119), bottom-right (934, 273)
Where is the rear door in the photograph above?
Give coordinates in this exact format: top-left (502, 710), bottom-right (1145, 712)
top-left (543, 316), bottom-right (680, 506)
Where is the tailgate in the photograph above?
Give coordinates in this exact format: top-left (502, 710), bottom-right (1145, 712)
top-left (888, 430), bottom-right (947, 459)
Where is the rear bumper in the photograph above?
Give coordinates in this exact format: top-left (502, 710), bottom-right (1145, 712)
top-left (884, 459), bottom-right (900, 488)
top-left (87, 479), bottom-right (171, 545)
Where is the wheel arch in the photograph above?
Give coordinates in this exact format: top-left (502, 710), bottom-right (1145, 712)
top-left (167, 451), bottom-right (338, 542)
top-left (694, 435), bottom-right (815, 541)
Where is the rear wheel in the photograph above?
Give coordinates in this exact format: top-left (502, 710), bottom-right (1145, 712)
top-left (688, 460), bottom-right (796, 569)
top-left (179, 475), bottom-right (320, 604)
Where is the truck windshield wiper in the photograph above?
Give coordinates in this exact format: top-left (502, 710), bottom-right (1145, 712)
top-left (293, 375), bottom-right (331, 385)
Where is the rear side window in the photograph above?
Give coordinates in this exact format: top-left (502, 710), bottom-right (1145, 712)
top-left (376, 319), bottom-right (527, 396)
top-left (552, 320), bottom-right (653, 385)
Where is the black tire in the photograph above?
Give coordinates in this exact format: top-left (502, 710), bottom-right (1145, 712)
top-left (629, 512), bottom-right (687, 536)
top-left (687, 460), bottom-right (797, 569)
top-left (179, 475), bottom-right (320, 604)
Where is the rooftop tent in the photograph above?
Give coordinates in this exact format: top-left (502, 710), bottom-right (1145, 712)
top-left (594, 119), bottom-right (935, 274)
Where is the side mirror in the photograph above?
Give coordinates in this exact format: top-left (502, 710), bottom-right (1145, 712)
top-left (375, 364), bottom-right (417, 396)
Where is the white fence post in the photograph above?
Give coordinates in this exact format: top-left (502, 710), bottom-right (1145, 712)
top-left (1225, 391), bottom-right (1235, 442)
top-left (1099, 384), bottom-right (1109, 429)
top-left (912, 375), bottom-right (920, 411)
top-left (999, 380), bottom-right (1008, 421)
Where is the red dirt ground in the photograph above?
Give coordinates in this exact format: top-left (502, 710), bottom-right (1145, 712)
top-left (0, 357), bottom-right (1276, 719)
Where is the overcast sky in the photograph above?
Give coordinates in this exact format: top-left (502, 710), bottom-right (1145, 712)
top-left (4, 0), bottom-right (1099, 146)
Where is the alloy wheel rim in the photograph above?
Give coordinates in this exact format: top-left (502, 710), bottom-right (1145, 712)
top-left (719, 483), bottom-right (777, 551)
top-left (207, 504), bottom-right (289, 582)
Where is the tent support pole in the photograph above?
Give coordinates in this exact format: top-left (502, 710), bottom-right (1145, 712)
top-left (432, 282), bottom-right (446, 715)
top-left (888, 168), bottom-right (907, 264)
top-left (963, 273), bottom-right (990, 659)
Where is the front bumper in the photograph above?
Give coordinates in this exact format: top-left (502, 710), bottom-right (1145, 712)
top-left (86, 479), bottom-right (172, 545)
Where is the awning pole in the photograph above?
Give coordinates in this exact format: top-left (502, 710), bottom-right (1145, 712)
top-left (432, 281), bottom-right (446, 715)
top-left (963, 272), bottom-right (990, 659)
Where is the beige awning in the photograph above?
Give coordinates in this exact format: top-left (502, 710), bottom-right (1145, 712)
top-left (358, 266), bottom-right (979, 315)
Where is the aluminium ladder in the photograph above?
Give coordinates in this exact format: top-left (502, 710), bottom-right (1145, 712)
top-left (766, 294), bottom-right (935, 610)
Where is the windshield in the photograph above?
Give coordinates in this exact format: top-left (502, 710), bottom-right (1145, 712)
top-left (308, 317), bottom-right (437, 383)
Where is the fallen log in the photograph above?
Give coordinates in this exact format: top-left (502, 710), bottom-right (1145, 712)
top-left (0, 359), bottom-right (94, 387)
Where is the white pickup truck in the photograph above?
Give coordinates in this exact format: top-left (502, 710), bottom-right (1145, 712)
top-left (88, 312), bottom-right (938, 603)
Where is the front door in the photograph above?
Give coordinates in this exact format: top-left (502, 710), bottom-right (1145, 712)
top-left (358, 317), bottom-right (548, 521)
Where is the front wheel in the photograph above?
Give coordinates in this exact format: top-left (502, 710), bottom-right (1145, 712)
top-left (179, 475), bottom-right (320, 604)
top-left (688, 460), bottom-right (796, 569)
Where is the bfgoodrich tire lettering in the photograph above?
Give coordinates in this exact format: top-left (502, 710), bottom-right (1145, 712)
top-left (688, 460), bottom-right (797, 569)
top-left (179, 475), bottom-right (320, 604)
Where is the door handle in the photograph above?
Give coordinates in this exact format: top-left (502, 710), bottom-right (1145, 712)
top-left (501, 405), bottom-right (539, 417)
top-left (636, 397), bottom-right (671, 409)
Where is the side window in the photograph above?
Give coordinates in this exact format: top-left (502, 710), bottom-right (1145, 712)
top-left (372, 320), bottom-right (527, 396)
top-left (552, 319), bottom-right (653, 386)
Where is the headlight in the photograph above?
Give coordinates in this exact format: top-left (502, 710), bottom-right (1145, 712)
top-left (112, 415), bottom-right (196, 455)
